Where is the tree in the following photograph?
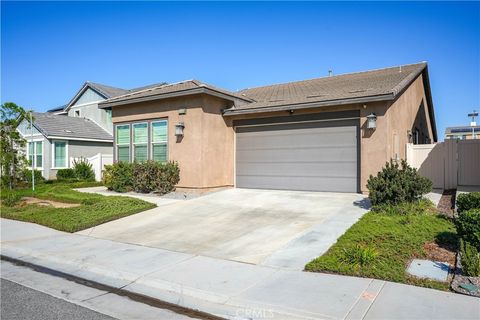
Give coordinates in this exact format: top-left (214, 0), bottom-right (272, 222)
top-left (0, 102), bottom-right (30, 189)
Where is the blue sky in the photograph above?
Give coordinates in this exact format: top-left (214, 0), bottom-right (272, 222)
top-left (1, 1), bottom-right (479, 140)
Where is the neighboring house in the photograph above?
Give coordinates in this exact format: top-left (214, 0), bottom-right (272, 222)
top-left (17, 82), bottom-right (129, 179)
top-left (445, 126), bottom-right (480, 140)
top-left (17, 113), bottom-right (113, 179)
top-left (99, 62), bottom-right (437, 194)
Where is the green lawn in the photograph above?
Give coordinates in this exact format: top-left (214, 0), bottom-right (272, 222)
top-left (305, 201), bottom-right (457, 291)
top-left (1, 182), bottom-right (156, 232)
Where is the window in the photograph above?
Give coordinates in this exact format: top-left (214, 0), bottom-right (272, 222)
top-left (53, 141), bottom-right (68, 168)
top-left (106, 109), bottom-right (112, 123)
top-left (74, 110), bottom-right (80, 117)
top-left (151, 120), bottom-right (168, 162)
top-left (28, 141), bottom-right (43, 169)
top-left (133, 123), bottom-right (148, 162)
top-left (116, 124), bottom-right (130, 162)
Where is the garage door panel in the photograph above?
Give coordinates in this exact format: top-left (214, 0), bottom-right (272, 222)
top-left (236, 146), bottom-right (357, 163)
top-left (236, 161), bottom-right (356, 178)
top-left (235, 120), bottom-right (358, 193)
top-left (236, 175), bottom-right (357, 193)
top-left (237, 127), bottom-right (356, 149)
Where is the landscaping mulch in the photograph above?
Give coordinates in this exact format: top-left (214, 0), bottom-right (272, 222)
top-left (423, 241), bottom-right (456, 266)
top-left (451, 254), bottom-right (480, 297)
top-left (437, 189), bottom-right (456, 218)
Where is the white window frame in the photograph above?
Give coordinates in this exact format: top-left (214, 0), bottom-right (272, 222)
top-left (26, 139), bottom-right (44, 170)
top-left (115, 124), bottom-right (131, 162)
top-left (51, 140), bottom-right (69, 169)
top-left (132, 122), bottom-right (149, 162)
top-left (151, 120), bottom-right (168, 163)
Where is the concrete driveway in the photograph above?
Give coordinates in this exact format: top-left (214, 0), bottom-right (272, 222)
top-left (78, 188), bottom-right (369, 270)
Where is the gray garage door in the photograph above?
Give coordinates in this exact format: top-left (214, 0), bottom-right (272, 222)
top-left (235, 120), bottom-right (358, 192)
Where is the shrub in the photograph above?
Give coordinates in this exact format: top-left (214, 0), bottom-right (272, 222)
top-left (72, 158), bottom-right (95, 181)
top-left (1, 190), bottom-right (22, 207)
top-left (456, 192), bottom-right (480, 214)
top-left (341, 245), bottom-right (378, 267)
top-left (455, 208), bottom-right (480, 249)
top-left (133, 161), bottom-right (161, 193)
top-left (372, 198), bottom-right (434, 216)
top-left (460, 239), bottom-right (480, 277)
top-left (102, 162), bottom-right (134, 192)
top-left (20, 169), bottom-right (44, 184)
top-left (132, 161), bottom-right (180, 194)
top-left (56, 168), bottom-right (76, 180)
top-left (156, 161), bottom-right (180, 195)
top-left (367, 160), bottom-right (432, 206)
top-left (103, 161), bottom-right (179, 194)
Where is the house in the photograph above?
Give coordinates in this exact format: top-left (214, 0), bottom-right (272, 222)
top-left (99, 62), bottom-right (437, 193)
top-left (445, 126), bottom-right (480, 140)
top-left (17, 82), bottom-right (129, 179)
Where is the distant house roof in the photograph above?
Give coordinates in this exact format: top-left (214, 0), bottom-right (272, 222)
top-left (64, 82), bottom-right (129, 111)
top-left (32, 112), bottom-right (112, 142)
top-left (98, 79), bottom-right (253, 108)
top-left (47, 105), bottom-right (67, 113)
top-left (446, 126), bottom-right (480, 134)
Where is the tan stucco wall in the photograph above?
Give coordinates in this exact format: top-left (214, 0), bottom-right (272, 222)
top-left (112, 94), bottom-right (235, 189)
top-left (111, 74), bottom-right (434, 193)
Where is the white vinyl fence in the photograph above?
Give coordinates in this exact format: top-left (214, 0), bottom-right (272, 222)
top-left (406, 139), bottom-right (480, 189)
top-left (70, 153), bottom-right (113, 181)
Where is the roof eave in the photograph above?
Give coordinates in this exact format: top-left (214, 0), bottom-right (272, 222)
top-left (222, 93), bottom-right (395, 116)
top-left (64, 82), bottom-right (110, 112)
top-left (99, 87), bottom-right (252, 109)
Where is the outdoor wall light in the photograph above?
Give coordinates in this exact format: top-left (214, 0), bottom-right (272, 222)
top-left (366, 113), bottom-right (377, 129)
top-left (175, 122), bottom-right (185, 137)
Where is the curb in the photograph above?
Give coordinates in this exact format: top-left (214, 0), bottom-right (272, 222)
top-left (1, 255), bottom-right (225, 320)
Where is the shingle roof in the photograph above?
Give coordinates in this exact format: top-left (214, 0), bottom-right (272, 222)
top-left (99, 79), bottom-right (253, 108)
top-left (32, 112), bottom-right (112, 141)
top-left (88, 82), bottom-right (129, 99)
top-left (226, 62), bottom-right (427, 113)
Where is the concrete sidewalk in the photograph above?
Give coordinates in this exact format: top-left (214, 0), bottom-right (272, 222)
top-left (1, 219), bottom-right (479, 320)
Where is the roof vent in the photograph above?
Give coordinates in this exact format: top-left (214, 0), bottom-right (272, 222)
top-left (64, 129), bottom-right (73, 133)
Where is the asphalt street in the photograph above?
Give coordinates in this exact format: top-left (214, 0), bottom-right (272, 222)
top-left (1, 279), bottom-right (116, 320)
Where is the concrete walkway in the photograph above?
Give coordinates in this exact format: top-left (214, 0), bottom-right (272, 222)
top-left (1, 219), bottom-right (478, 320)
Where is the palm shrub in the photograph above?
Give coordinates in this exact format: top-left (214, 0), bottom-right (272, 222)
top-left (72, 158), bottom-right (95, 181)
top-left (367, 160), bottom-right (432, 206)
top-left (456, 192), bottom-right (480, 214)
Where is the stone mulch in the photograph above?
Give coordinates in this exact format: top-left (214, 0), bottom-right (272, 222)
top-left (21, 197), bottom-right (80, 208)
top-left (437, 189), bottom-right (456, 218)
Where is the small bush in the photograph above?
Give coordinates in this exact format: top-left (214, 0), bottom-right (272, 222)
top-left (20, 169), bottom-right (44, 184)
top-left (133, 161), bottom-right (161, 193)
top-left (132, 161), bottom-right (180, 194)
top-left (341, 245), bottom-right (378, 267)
top-left (456, 192), bottom-right (480, 214)
top-left (1, 190), bottom-right (22, 207)
top-left (367, 160), bottom-right (432, 206)
top-left (455, 208), bottom-right (480, 249)
top-left (57, 168), bottom-right (76, 180)
top-left (103, 162), bottom-right (134, 193)
top-left (103, 161), bottom-right (179, 194)
top-left (73, 158), bottom-right (95, 181)
top-left (460, 239), bottom-right (480, 277)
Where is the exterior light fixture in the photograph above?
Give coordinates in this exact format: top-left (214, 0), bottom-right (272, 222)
top-left (175, 122), bottom-right (185, 137)
top-left (366, 113), bottom-right (377, 129)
